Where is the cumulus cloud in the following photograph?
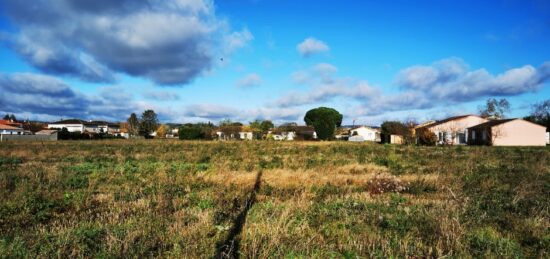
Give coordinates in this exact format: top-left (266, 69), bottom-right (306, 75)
top-left (1, 0), bottom-right (252, 85)
top-left (143, 91), bottom-right (180, 101)
top-left (276, 58), bottom-right (550, 118)
top-left (277, 80), bottom-right (379, 107)
top-left (0, 73), bottom-right (137, 121)
top-left (184, 104), bottom-right (240, 119)
top-left (236, 73), bottom-right (262, 88)
top-left (397, 58), bottom-right (548, 102)
top-left (182, 103), bottom-right (303, 123)
top-left (224, 28), bottom-right (254, 54)
top-left (297, 37), bottom-right (329, 57)
top-left (291, 63), bottom-right (338, 85)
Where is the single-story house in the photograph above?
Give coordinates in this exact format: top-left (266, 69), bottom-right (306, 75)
top-left (415, 115), bottom-right (488, 145)
top-left (0, 119), bottom-right (23, 128)
top-left (467, 118), bottom-right (547, 146)
top-left (270, 126), bottom-right (317, 141)
top-left (349, 126), bottom-right (381, 142)
top-left (0, 124), bottom-right (24, 135)
top-left (48, 119), bottom-right (120, 133)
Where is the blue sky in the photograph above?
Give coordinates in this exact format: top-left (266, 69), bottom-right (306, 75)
top-left (0, 0), bottom-right (549, 125)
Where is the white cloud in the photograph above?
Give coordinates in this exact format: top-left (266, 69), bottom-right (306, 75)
top-left (296, 37), bottom-right (329, 57)
top-left (236, 73), bottom-right (262, 88)
top-left (143, 91), bottom-right (180, 101)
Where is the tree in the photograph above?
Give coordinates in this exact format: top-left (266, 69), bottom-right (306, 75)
top-left (156, 124), bottom-right (168, 138)
top-left (9, 114), bottom-right (16, 121)
top-left (478, 98), bottom-right (510, 119)
top-left (179, 123), bottom-right (215, 140)
top-left (304, 107), bottom-right (343, 140)
top-left (127, 113), bottom-right (140, 136)
top-left (3, 114), bottom-right (9, 120)
top-left (139, 110), bottom-right (158, 137)
top-left (249, 120), bottom-right (274, 139)
top-left (260, 120), bottom-right (274, 132)
top-left (524, 99), bottom-right (550, 131)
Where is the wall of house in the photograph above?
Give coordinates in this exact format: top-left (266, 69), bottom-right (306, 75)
top-left (48, 124), bottom-right (85, 132)
top-left (491, 120), bottom-right (546, 146)
top-left (430, 116), bottom-right (488, 144)
top-left (350, 127), bottom-right (378, 141)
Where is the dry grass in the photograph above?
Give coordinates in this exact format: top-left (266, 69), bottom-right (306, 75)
top-left (0, 140), bottom-right (548, 258)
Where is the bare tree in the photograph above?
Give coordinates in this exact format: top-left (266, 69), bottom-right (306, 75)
top-left (479, 98), bottom-right (510, 119)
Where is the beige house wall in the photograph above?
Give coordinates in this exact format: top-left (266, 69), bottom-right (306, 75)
top-left (491, 120), bottom-right (546, 146)
top-left (427, 115), bottom-right (488, 144)
top-left (431, 116), bottom-right (488, 133)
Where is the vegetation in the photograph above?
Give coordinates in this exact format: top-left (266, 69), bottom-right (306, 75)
top-left (525, 99), bottom-right (550, 131)
top-left (0, 141), bottom-right (548, 258)
top-left (127, 113), bottom-right (140, 136)
top-left (139, 110), bottom-right (159, 137)
top-left (179, 123), bottom-right (215, 140)
top-left (2, 114), bottom-right (16, 121)
top-left (304, 107), bottom-right (343, 140)
top-left (479, 98), bottom-right (510, 119)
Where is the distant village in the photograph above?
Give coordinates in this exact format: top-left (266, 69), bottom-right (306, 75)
top-left (1, 99), bottom-right (549, 146)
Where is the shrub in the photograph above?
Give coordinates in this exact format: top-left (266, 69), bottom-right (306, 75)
top-left (417, 128), bottom-right (437, 146)
top-left (365, 174), bottom-right (407, 194)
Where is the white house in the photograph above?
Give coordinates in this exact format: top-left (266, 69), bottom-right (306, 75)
top-left (48, 119), bottom-right (86, 132)
top-left (0, 124), bottom-right (24, 135)
top-left (270, 126), bottom-right (317, 141)
top-left (349, 126), bottom-right (380, 142)
top-left (48, 119), bottom-right (120, 134)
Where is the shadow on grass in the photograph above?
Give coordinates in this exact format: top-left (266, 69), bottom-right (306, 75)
top-left (215, 170), bottom-right (263, 259)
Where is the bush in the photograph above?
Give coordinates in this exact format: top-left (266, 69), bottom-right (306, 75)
top-left (417, 128), bottom-right (437, 146)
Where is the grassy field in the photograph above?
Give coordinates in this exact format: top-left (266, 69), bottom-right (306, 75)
top-left (0, 140), bottom-right (548, 258)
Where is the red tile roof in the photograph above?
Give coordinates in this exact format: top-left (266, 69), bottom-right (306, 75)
top-left (0, 124), bottom-right (23, 130)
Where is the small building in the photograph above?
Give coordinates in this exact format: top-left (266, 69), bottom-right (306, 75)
top-left (270, 126), bottom-right (317, 141)
top-left (415, 115), bottom-right (488, 145)
top-left (349, 126), bottom-right (380, 142)
top-left (47, 119), bottom-right (120, 134)
top-left (467, 119), bottom-right (547, 146)
top-left (0, 119), bottom-right (23, 128)
top-left (0, 124), bottom-right (24, 135)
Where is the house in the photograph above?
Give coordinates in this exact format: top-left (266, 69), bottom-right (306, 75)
top-left (47, 119), bottom-right (120, 134)
top-left (0, 124), bottom-right (24, 135)
top-left (48, 119), bottom-right (87, 132)
top-left (467, 118), bottom-right (547, 146)
top-left (415, 115), bottom-right (488, 145)
top-left (0, 119), bottom-right (23, 128)
top-left (349, 126), bottom-right (381, 142)
top-left (270, 126), bottom-right (317, 141)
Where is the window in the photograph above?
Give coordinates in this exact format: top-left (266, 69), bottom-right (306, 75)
top-left (472, 131), bottom-right (476, 140)
top-left (482, 130), bottom-right (487, 141)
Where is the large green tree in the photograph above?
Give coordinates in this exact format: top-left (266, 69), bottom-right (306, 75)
top-left (140, 110), bottom-right (159, 137)
top-left (304, 107), bottom-right (343, 140)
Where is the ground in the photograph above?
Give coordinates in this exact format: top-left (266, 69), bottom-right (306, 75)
top-left (0, 140), bottom-right (548, 258)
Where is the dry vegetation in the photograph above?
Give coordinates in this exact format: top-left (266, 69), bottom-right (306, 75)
top-left (0, 140), bottom-right (549, 258)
